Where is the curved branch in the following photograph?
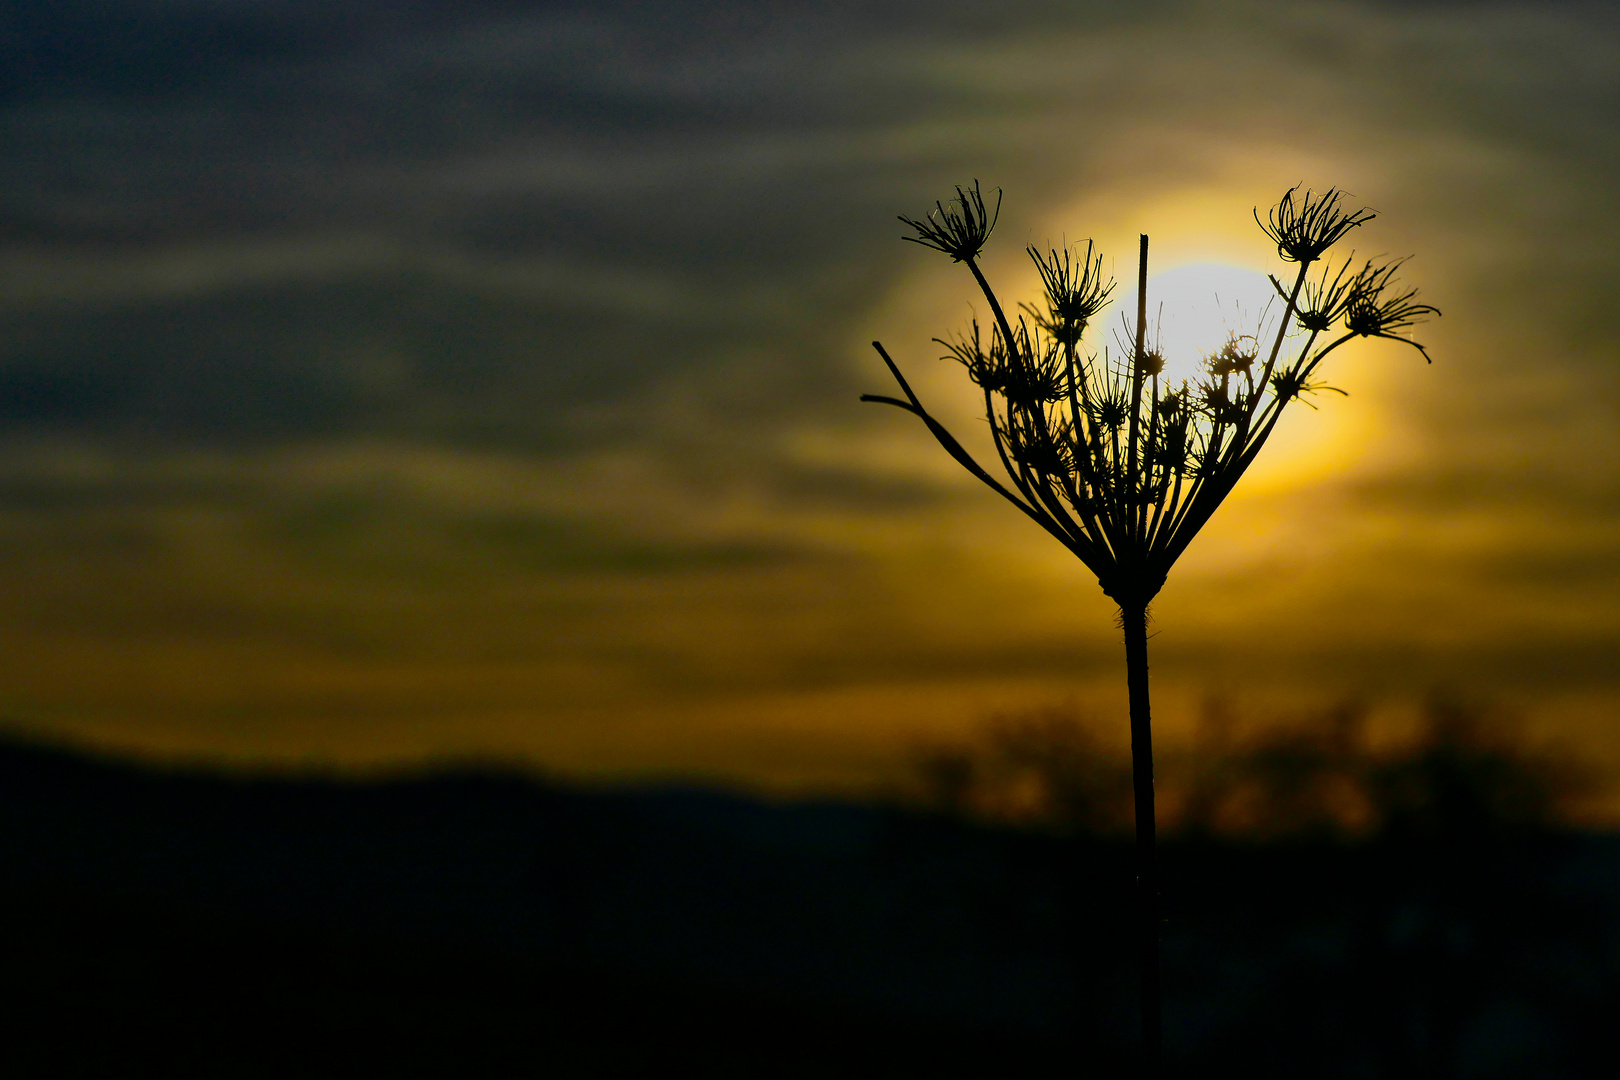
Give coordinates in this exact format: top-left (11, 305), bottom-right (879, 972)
top-left (865, 343), bottom-right (1104, 571)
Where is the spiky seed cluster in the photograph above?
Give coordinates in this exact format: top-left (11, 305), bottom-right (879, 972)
top-left (865, 184), bottom-right (1437, 607)
top-left (1344, 259), bottom-right (1441, 361)
top-left (898, 180), bottom-right (1001, 263)
top-left (1285, 260), bottom-right (1359, 334)
top-left (1257, 185), bottom-right (1376, 264)
top-left (1206, 337), bottom-right (1256, 378)
top-left (1026, 241), bottom-right (1115, 347)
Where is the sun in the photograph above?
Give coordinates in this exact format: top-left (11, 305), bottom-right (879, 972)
top-left (1101, 258), bottom-right (1385, 495)
top-left (1107, 262), bottom-right (1283, 387)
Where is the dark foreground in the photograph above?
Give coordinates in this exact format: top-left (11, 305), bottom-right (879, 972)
top-left (2, 736), bottom-right (1618, 1077)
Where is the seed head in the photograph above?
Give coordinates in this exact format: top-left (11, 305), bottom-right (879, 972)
top-left (1274, 259), bottom-right (1358, 334)
top-left (1257, 186), bottom-right (1375, 264)
top-left (1004, 342), bottom-right (1068, 407)
top-left (866, 180), bottom-right (1432, 620)
top-left (1206, 336), bottom-right (1257, 378)
top-left (1270, 369), bottom-right (1347, 408)
top-left (1010, 416), bottom-right (1078, 477)
top-left (900, 180), bottom-right (1001, 263)
top-left (1027, 241), bottom-right (1115, 345)
top-left (1093, 390), bottom-right (1130, 431)
top-left (1197, 378), bottom-right (1247, 425)
top-left (1344, 258), bottom-right (1441, 361)
top-left (1149, 421), bottom-right (1189, 470)
top-left (937, 321), bottom-right (1010, 393)
top-left (1271, 369), bottom-right (1308, 403)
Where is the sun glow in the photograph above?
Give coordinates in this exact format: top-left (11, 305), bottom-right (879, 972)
top-left (1109, 262), bottom-right (1283, 387)
top-left (1103, 260), bottom-right (1390, 496)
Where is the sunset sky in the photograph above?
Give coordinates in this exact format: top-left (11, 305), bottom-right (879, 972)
top-left (2, 0), bottom-right (1617, 801)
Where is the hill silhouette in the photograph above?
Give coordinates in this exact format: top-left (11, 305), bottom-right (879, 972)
top-left (1, 719), bottom-right (1618, 1077)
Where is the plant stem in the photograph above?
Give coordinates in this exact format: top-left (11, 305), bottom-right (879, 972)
top-left (1127, 235), bottom-right (1149, 539)
top-left (1122, 598), bottom-right (1161, 1077)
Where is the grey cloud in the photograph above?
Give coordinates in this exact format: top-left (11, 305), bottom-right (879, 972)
top-left (1, 0), bottom-right (1616, 474)
top-left (5, 0), bottom-right (1620, 777)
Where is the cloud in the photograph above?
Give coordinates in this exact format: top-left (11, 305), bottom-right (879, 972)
top-left (2, 0), bottom-right (1619, 783)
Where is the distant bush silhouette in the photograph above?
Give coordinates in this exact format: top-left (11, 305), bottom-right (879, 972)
top-left (912, 699), bottom-right (1616, 1076)
top-left (916, 698), bottom-right (1587, 844)
top-left (866, 181), bottom-right (1436, 1073)
top-left (916, 707), bottom-right (1135, 837)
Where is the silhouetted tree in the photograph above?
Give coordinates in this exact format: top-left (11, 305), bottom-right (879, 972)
top-left (865, 184), bottom-right (1436, 1075)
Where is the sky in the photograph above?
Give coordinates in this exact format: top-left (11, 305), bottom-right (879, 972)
top-left (1, 0), bottom-right (1617, 802)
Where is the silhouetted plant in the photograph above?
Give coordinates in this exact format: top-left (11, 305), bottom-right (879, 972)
top-left (866, 182), bottom-right (1436, 1074)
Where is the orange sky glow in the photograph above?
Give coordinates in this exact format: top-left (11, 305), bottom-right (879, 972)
top-left (1, 1), bottom-right (1616, 815)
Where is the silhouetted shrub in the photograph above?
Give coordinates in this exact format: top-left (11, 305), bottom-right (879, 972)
top-left (916, 698), bottom-right (1591, 844)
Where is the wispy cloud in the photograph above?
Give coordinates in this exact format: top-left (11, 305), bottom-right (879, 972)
top-left (0, 0), bottom-right (1617, 789)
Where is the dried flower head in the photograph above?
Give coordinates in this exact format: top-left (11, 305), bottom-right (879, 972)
top-left (1027, 241), bottom-right (1116, 344)
top-left (1344, 258), bottom-right (1441, 360)
top-left (1093, 389), bottom-right (1130, 431)
top-left (1207, 336), bottom-right (1257, 378)
top-left (899, 180), bottom-right (1001, 263)
top-left (1257, 185), bottom-right (1375, 264)
top-left (1270, 369), bottom-right (1346, 407)
top-left (1283, 259), bottom-right (1359, 334)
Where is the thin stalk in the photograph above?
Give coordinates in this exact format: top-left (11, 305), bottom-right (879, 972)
top-left (1122, 598), bottom-right (1161, 1077)
top-left (1148, 462), bottom-right (1185, 555)
top-left (983, 382), bottom-right (1040, 511)
top-left (1127, 235), bottom-right (1149, 542)
top-left (1253, 261), bottom-right (1311, 405)
top-left (864, 342), bottom-right (1100, 566)
top-left (964, 267), bottom-right (1075, 539)
top-left (1159, 330), bottom-right (1359, 566)
top-left (1143, 373), bottom-right (1165, 541)
top-left (965, 257), bottom-right (1021, 355)
top-left (1063, 351), bottom-right (1122, 563)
